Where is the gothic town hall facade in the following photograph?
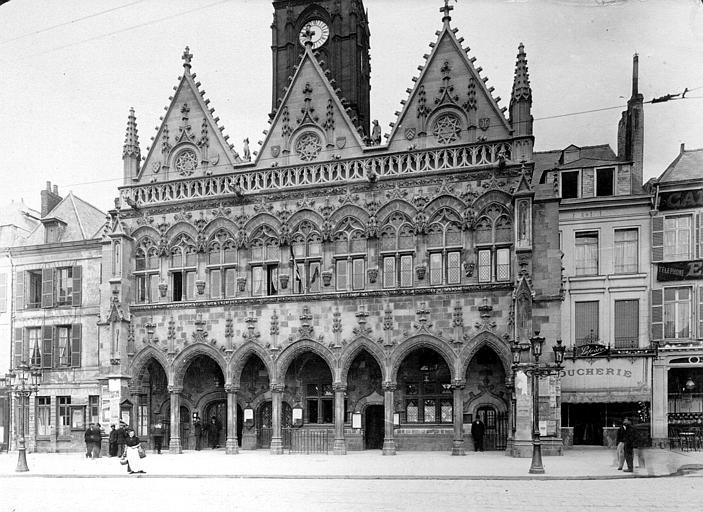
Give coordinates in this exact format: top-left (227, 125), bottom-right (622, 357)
top-left (89, 1), bottom-right (562, 456)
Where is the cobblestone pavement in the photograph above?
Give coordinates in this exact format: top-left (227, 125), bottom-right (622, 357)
top-left (1, 473), bottom-right (701, 512)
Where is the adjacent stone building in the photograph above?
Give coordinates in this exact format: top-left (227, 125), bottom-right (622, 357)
top-left (97, 0), bottom-right (562, 457)
top-left (535, 56), bottom-right (654, 446)
top-left (649, 144), bottom-right (703, 446)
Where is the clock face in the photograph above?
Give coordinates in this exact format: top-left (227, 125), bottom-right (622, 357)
top-left (299, 19), bottom-right (329, 49)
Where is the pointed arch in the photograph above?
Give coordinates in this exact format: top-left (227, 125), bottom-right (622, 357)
top-left (339, 337), bottom-right (388, 384)
top-left (289, 209), bottom-right (324, 230)
top-left (459, 331), bottom-right (513, 378)
top-left (164, 221), bottom-right (199, 242)
top-left (275, 339), bottom-right (337, 384)
top-left (132, 225), bottom-right (161, 243)
top-left (390, 334), bottom-right (457, 382)
top-left (203, 217), bottom-right (237, 239)
top-left (231, 342), bottom-right (275, 389)
top-left (244, 213), bottom-right (281, 234)
top-left (425, 196), bottom-right (465, 221)
top-left (472, 190), bottom-right (513, 213)
top-left (173, 343), bottom-right (229, 387)
top-left (329, 204), bottom-right (369, 228)
top-left (130, 345), bottom-right (172, 385)
top-left (377, 200), bottom-right (416, 225)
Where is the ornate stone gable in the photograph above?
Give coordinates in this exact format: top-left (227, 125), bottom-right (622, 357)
top-left (136, 47), bottom-right (241, 185)
top-left (259, 45), bottom-right (366, 168)
top-left (387, 25), bottom-right (512, 153)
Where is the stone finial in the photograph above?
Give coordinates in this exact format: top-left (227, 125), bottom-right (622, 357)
top-left (122, 107), bottom-right (140, 159)
top-left (511, 43), bottom-right (532, 104)
top-left (182, 46), bottom-right (193, 70)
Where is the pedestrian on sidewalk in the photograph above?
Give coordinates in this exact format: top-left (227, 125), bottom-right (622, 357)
top-left (108, 424), bottom-right (118, 457)
top-left (621, 417), bottom-right (638, 472)
top-left (471, 416), bottom-right (485, 452)
top-left (91, 423), bottom-right (103, 458)
top-left (152, 419), bottom-right (164, 454)
top-left (193, 416), bottom-right (203, 451)
top-left (615, 422), bottom-right (625, 470)
top-left (123, 428), bottom-right (146, 474)
top-left (84, 423), bottom-right (94, 458)
top-left (116, 422), bottom-right (127, 457)
top-left (207, 416), bottom-right (221, 449)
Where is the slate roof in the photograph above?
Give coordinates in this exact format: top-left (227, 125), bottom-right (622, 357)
top-left (22, 192), bottom-right (106, 245)
top-left (658, 147), bottom-right (703, 183)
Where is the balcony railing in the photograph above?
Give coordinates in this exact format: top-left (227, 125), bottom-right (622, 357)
top-left (119, 139), bottom-right (521, 208)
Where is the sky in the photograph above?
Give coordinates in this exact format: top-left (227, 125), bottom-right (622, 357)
top-left (0, 0), bottom-right (702, 215)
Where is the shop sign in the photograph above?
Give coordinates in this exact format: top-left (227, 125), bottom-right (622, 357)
top-left (560, 358), bottom-right (649, 393)
top-left (659, 190), bottom-right (703, 210)
top-left (657, 260), bottom-right (703, 281)
top-left (574, 343), bottom-right (608, 358)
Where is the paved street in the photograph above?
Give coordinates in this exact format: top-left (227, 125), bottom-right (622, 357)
top-left (1, 474), bottom-right (701, 512)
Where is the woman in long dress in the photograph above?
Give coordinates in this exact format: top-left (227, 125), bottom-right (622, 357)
top-left (124, 428), bottom-right (146, 474)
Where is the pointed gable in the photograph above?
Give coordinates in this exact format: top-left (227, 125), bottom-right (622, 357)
top-left (258, 45), bottom-right (366, 167)
top-left (137, 47), bottom-right (241, 184)
top-left (387, 22), bottom-right (511, 152)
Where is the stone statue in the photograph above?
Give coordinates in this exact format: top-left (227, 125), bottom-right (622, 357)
top-left (371, 119), bottom-right (381, 146)
top-left (243, 138), bottom-right (251, 161)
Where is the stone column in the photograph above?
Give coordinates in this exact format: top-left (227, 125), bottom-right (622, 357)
top-left (451, 379), bottom-right (466, 456)
top-left (333, 383), bottom-right (347, 455)
top-left (382, 381), bottom-right (397, 455)
top-left (168, 386), bottom-right (182, 454)
top-left (270, 383), bottom-right (284, 455)
top-left (225, 385), bottom-right (239, 454)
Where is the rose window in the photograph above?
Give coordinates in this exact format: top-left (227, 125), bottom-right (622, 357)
top-left (295, 132), bottom-right (322, 161)
top-left (432, 114), bottom-right (461, 145)
top-left (174, 149), bottom-right (198, 176)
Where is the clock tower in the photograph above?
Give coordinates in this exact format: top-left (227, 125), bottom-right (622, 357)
top-left (271, 0), bottom-right (371, 136)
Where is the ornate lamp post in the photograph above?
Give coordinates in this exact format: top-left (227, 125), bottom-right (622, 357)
top-left (511, 332), bottom-right (565, 474)
top-left (7, 363), bottom-right (41, 472)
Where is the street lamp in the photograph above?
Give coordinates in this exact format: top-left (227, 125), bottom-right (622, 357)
top-left (511, 332), bottom-right (565, 474)
top-left (7, 363), bottom-right (41, 472)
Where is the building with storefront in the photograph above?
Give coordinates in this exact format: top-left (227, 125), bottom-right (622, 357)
top-left (535, 56), bottom-right (654, 446)
top-left (649, 144), bottom-right (703, 446)
top-left (90, 0), bottom-right (563, 457)
top-left (8, 183), bottom-right (105, 452)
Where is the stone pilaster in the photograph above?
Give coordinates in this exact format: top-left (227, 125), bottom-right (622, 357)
top-left (382, 381), bottom-right (397, 456)
top-left (333, 383), bottom-right (347, 455)
top-left (168, 386), bottom-right (183, 454)
top-left (451, 380), bottom-right (466, 456)
top-left (225, 385), bottom-right (239, 454)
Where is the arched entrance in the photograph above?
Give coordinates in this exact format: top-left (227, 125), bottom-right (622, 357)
top-left (364, 405), bottom-right (384, 449)
top-left (238, 354), bottom-right (271, 449)
top-left (257, 401), bottom-right (292, 448)
top-left (465, 346), bottom-right (509, 451)
top-left (182, 354), bottom-right (225, 450)
top-left (132, 358), bottom-right (169, 449)
top-left (204, 400), bottom-right (226, 449)
top-left (346, 349), bottom-right (384, 450)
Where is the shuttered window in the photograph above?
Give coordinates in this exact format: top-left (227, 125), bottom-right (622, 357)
top-left (614, 229), bottom-right (638, 274)
top-left (575, 301), bottom-right (599, 345)
top-left (664, 215), bottom-right (692, 260)
top-left (575, 232), bottom-right (598, 275)
top-left (664, 287), bottom-right (691, 339)
top-left (614, 300), bottom-right (639, 348)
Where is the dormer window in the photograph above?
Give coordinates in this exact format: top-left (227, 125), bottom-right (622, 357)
top-left (595, 167), bottom-right (614, 197)
top-left (561, 171), bottom-right (579, 199)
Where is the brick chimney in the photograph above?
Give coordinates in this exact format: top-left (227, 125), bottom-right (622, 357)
top-left (617, 54), bottom-right (644, 193)
top-left (40, 181), bottom-right (62, 217)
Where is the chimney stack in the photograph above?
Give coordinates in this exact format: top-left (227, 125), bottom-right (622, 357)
top-left (40, 181), bottom-right (63, 217)
top-left (617, 53), bottom-right (644, 193)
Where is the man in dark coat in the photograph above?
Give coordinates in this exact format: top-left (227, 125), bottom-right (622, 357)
top-left (152, 419), bottom-right (164, 454)
top-left (91, 423), bottom-right (103, 458)
top-left (193, 417), bottom-right (203, 451)
top-left (84, 423), bottom-right (94, 458)
top-left (471, 417), bottom-right (486, 452)
top-left (108, 424), bottom-right (118, 457)
top-left (621, 417), bottom-right (638, 472)
top-left (116, 422), bottom-right (128, 457)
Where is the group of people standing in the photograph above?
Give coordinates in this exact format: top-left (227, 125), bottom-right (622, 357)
top-left (192, 416), bottom-right (222, 450)
top-left (83, 423), bottom-right (104, 459)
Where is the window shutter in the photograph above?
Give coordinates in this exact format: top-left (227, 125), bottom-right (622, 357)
top-left (71, 323), bottom-right (82, 367)
top-left (697, 213), bottom-right (703, 259)
top-left (41, 268), bottom-right (54, 308)
top-left (14, 270), bottom-right (24, 311)
top-left (651, 216), bottom-right (664, 263)
top-left (699, 286), bottom-right (703, 340)
top-left (42, 325), bottom-right (53, 369)
top-left (13, 327), bottom-right (24, 368)
top-left (71, 265), bottom-right (82, 306)
top-left (651, 289), bottom-right (663, 340)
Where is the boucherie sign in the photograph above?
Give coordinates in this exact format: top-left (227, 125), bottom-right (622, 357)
top-left (659, 190), bottom-right (703, 210)
top-left (657, 260), bottom-right (703, 281)
top-left (560, 358), bottom-right (649, 393)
